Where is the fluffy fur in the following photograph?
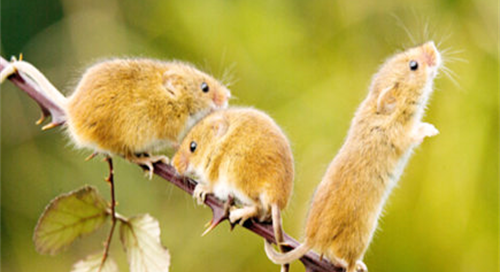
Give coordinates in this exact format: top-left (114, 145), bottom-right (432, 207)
top-left (66, 59), bottom-right (230, 159)
top-left (173, 107), bottom-right (294, 271)
top-left (265, 41), bottom-right (442, 272)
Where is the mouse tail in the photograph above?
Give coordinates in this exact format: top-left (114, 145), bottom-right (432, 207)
top-left (0, 57), bottom-right (67, 129)
top-left (264, 239), bottom-right (311, 265)
top-left (271, 204), bottom-right (290, 272)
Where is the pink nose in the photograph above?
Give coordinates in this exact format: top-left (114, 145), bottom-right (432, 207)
top-left (214, 89), bottom-right (230, 108)
top-left (421, 41), bottom-right (441, 67)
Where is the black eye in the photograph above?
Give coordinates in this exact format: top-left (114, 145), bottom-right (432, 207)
top-left (409, 60), bottom-right (419, 71)
top-left (201, 82), bottom-right (209, 93)
top-left (190, 141), bottom-right (197, 152)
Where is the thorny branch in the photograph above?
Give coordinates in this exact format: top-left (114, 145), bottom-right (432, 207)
top-left (0, 56), bottom-right (343, 272)
top-left (101, 156), bottom-right (117, 271)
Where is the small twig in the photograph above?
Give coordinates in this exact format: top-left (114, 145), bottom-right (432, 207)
top-left (0, 56), bottom-right (343, 272)
top-left (100, 156), bottom-right (117, 271)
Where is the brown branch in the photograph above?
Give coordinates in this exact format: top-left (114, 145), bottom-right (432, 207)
top-left (100, 156), bottom-right (117, 272)
top-left (0, 56), bottom-right (343, 272)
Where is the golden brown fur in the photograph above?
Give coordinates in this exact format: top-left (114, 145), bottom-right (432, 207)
top-left (265, 41), bottom-right (442, 272)
top-left (66, 59), bottom-right (230, 159)
top-left (0, 58), bottom-right (230, 167)
top-left (173, 107), bottom-right (293, 216)
top-left (173, 108), bottom-right (294, 270)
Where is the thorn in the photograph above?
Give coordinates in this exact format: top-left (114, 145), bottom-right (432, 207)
top-left (201, 220), bottom-right (220, 237)
top-left (35, 113), bottom-right (46, 125)
top-left (85, 152), bottom-right (99, 161)
top-left (202, 195), bottom-right (234, 236)
top-left (41, 122), bottom-right (59, 130)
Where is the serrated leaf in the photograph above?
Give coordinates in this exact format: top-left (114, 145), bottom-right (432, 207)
top-left (34, 186), bottom-right (110, 254)
top-left (120, 214), bottom-right (170, 272)
top-left (71, 252), bottom-right (118, 272)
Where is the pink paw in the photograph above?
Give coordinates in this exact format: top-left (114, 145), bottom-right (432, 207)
top-left (412, 122), bottom-right (439, 144)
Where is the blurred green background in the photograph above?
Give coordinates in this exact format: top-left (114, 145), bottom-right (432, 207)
top-left (1, 0), bottom-right (498, 271)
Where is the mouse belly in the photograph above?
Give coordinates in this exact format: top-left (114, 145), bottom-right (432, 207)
top-left (65, 117), bottom-right (174, 157)
top-left (211, 175), bottom-right (255, 207)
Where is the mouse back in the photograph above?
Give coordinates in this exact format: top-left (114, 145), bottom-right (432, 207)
top-left (65, 58), bottom-right (231, 157)
top-left (173, 108), bottom-right (294, 210)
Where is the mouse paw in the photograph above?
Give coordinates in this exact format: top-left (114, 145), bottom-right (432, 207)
top-left (193, 183), bottom-right (211, 205)
top-left (355, 260), bottom-right (368, 272)
top-left (148, 154), bottom-right (170, 165)
top-left (129, 154), bottom-right (170, 179)
top-left (129, 155), bottom-right (155, 179)
top-left (229, 205), bottom-right (259, 225)
top-left (411, 122), bottom-right (439, 144)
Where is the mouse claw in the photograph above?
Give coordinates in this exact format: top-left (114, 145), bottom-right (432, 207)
top-left (229, 205), bottom-right (259, 226)
top-left (35, 112), bottom-right (47, 125)
top-left (148, 154), bottom-right (170, 165)
top-left (42, 122), bottom-right (62, 130)
top-left (144, 164), bottom-right (154, 180)
top-left (85, 152), bottom-right (99, 161)
top-left (193, 183), bottom-right (211, 205)
top-left (129, 153), bottom-right (170, 179)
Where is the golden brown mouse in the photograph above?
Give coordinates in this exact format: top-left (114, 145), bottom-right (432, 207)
top-left (265, 41), bottom-right (442, 272)
top-left (0, 58), bottom-right (231, 176)
top-left (172, 107), bottom-right (294, 271)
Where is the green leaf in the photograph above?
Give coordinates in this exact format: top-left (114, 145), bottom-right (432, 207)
top-left (120, 214), bottom-right (170, 272)
top-left (34, 186), bottom-right (110, 255)
top-left (71, 252), bottom-right (118, 272)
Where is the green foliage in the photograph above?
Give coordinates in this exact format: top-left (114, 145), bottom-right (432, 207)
top-left (33, 186), bottom-right (109, 255)
top-left (33, 186), bottom-right (170, 272)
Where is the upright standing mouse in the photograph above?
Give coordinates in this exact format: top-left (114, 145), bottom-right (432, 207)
top-left (172, 107), bottom-right (294, 271)
top-left (265, 41), bottom-right (442, 272)
top-left (0, 58), bottom-right (231, 176)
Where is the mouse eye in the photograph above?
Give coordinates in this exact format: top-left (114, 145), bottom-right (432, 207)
top-left (409, 60), bottom-right (419, 71)
top-left (201, 82), bottom-right (210, 93)
top-left (190, 141), bottom-right (197, 152)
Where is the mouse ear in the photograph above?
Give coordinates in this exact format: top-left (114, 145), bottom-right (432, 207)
top-left (376, 85), bottom-right (397, 114)
top-left (162, 70), bottom-right (183, 98)
top-left (211, 116), bottom-right (229, 138)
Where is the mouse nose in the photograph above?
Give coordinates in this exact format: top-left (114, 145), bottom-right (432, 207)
top-left (214, 88), bottom-right (230, 108)
top-left (421, 41), bottom-right (442, 68)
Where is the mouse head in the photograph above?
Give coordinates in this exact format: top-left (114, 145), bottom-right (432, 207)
top-left (172, 111), bottom-right (229, 179)
top-left (163, 62), bottom-right (231, 114)
top-left (371, 41), bottom-right (442, 115)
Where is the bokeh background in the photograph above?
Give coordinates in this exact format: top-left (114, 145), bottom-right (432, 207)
top-left (1, 0), bottom-right (498, 271)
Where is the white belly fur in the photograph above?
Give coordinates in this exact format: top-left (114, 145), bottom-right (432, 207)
top-left (212, 174), bottom-right (255, 206)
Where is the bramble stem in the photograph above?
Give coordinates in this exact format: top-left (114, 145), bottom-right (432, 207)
top-left (1, 56), bottom-right (343, 272)
top-left (100, 156), bottom-right (117, 272)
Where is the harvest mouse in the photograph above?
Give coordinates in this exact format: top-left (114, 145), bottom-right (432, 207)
top-left (265, 41), bottom-right (442, 272)
top-left (0, 58), bottom-right (231, 177)
top-left (172, 107), bottom-right (294, 271)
